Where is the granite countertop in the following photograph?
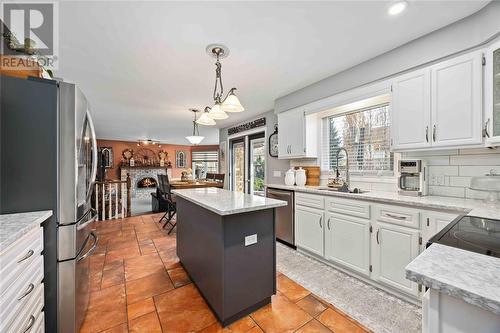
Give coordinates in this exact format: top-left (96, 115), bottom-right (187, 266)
top-left (172, 188), bottom-right (287, 216)
top-left (0, 210), bottom-right (52, 252)
top-left (406, 243), bottom-right (500, 315)
top-left (265, 184), bottom-right (500, 218)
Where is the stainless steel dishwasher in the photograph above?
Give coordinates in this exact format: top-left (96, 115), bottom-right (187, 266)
top-left (266, 188), bottom-right (294, 247)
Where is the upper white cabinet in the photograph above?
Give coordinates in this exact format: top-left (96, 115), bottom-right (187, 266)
top-left (391, 50), bottom-right (484, 151)
top-left (485, 39), bottom-right (500, 146)
top-left (431, 51), bottom-right (483, 147)
top-left (277, 109), bottom-right (317, 159)
top-left (391, 68), bottom-right (432, 150)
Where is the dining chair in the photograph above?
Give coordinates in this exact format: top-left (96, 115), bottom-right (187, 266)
top-left (158, 174), bottom-right (177, 234)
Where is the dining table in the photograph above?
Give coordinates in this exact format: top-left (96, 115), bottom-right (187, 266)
top-left (169, 180), bottom-right (224, 189)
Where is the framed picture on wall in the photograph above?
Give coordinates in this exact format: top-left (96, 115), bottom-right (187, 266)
top-left (99, 147), bottom-right (113, 168)
top-left (176, 150), bottom-right (187, 168)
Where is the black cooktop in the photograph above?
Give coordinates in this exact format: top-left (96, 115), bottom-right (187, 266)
top-left (428, 215), bottom-right (500, 258)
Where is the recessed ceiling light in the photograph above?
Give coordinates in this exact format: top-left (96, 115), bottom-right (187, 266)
top-left (388, 1), bottom-right (408, 16)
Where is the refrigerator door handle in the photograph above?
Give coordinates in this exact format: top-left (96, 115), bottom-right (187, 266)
top-left (85, 110), bottom-right (98, 205)
top-left (77, 231), bottom-right (98, 262)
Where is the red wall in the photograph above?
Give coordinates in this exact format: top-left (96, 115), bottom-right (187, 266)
top-left (97, 139), bottom-right (218, 180)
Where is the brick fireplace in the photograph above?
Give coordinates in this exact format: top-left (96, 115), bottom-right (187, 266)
top-left (121, 166), bottom-right (172, 199)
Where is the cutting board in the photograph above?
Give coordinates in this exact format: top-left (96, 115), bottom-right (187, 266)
top-left (294, 166), bottom-right (320, 186)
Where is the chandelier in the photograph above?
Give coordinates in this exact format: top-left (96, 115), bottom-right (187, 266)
top-left (186, 109), bottom-right (205, 145)
top-left (196, 44), bottom-right (244, 127)
top-left (137, 139), bottom-right (161, 147)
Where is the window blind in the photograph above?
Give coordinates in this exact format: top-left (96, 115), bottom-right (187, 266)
top-left (320, 104), bottom-right (393, 175)
top-left (191, 151), bottom-right (219, 162)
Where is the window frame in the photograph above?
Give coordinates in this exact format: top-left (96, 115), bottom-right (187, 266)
top-left (321, 102), bottom-right (394, 176)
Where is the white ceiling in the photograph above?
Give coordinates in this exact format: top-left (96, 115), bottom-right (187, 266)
top-left (56, 1), bottom-right (488, 144)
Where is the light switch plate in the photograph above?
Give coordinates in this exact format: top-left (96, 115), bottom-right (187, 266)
top-left (244, 234), bottom-right (258, 246)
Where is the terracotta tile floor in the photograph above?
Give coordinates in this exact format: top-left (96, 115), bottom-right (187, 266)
top-left (81, 213), bottom-right (371, 333)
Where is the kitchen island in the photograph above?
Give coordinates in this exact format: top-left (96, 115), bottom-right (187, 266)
top-left (172, 188), bottom-right (287, 326)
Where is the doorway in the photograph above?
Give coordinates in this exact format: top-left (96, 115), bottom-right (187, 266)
top-left (230, 132), bottom-right (266, 196)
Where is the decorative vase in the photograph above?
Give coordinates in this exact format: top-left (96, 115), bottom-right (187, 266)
top-left (285, 169), bottom-right (295, 186)
top-left (295, 167), bottom-right (307, 186)
top-left (129, 158), bottom-right (135, 167)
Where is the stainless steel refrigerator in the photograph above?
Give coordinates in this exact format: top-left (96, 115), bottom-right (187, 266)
top-left (1, 75), bottom-right (99, 333)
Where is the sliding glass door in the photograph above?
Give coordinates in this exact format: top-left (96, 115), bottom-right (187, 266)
top-left (230, 132), bottom-right (266, 196)
top-left (231, 139), bottom-right (246, 193)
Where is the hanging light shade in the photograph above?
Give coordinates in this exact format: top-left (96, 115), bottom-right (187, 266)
top-left (207, 102), bottom-right (228, 120)
top-left (221, 88), bottom-right (244, 113)
top-left (204, 44), bottom-right (244, 119)
top-left (196, 108), bottom-right (216, 126)
top-left (186, 135), bottom-right (205, 145)
top-left (186, 109), bottom-right (205, 145)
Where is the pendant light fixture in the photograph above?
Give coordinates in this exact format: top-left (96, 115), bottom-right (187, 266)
top-left (205, 44), bottom-right (244, 120)
top-left (186, 109), bottom-right (205, 145)
top-left (196, 107), bottom-right (216, 126)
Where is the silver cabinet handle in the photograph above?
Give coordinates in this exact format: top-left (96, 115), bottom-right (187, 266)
top-left (17, 283), bottom-right (35, 301)
top-left (432, 125), bottom-right (436, 142)
top-left (425, 126), bottom-right (429, 142)
top-left (376, 230), bottom-right (380, 244)
top-left (327, 217), bottom-right (331, 230)
top-left (483, 118), bottom-right (491, 138)
top-left (17, 249), bottom-right (34, 264)
top-left (319, 216), bottom-right (322, 228)
top-left (385, 213), bottom-right (407, 220)
top-left (77, 231), bottom-right (99, 262)
top-left (21, 315), bottom-right (35, 333)
top-left (426, 217), bottom-right (430, 227)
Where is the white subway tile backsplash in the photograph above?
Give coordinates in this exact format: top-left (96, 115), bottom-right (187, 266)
top-left (449, 176), bottom-right (472, 188)
top-left (428, 186), bottom-right (465, 198)
top-left (458, 148), bottom-right (500, 155)
top-left (459, 165), bottom-right (500, 177)
top-left (428, 165), bottom-right (459, 176)
top-left (465, 188), bottom-right (490, 200)
top-left (450, 154), bottom-right (500, 166)
top-left (293, 147), bottom-right (499, 200)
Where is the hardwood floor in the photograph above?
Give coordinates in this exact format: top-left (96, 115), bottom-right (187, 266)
top-left (81, 213), bottom-right (371, 333)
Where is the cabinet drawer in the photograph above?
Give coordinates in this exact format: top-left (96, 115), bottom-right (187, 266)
top-left (325, 197), bottom-right (370, 219)
top-left (0, 226), bottom-right (43, 296)
top-left (33, 311), bottom-right (45, 333)
top-left (373, 204), bottom-right (420, 229)
top-left (0, 255), bottom-right (44, 331)
top-left (1, 281), bottom-right (44, 333)
top-left (295, 192), bottom-right (324, 209)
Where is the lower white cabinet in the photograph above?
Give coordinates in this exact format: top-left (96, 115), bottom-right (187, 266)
top-left (371, 221), bottom-right (421, 297)
top-left (324, 212), bottom-right (370, 277)
top-left (295, 205), bottom-right (324, 257)
top-left (0, 226), bottom-right (45, 333)
top-left (290, 192), bottom-right (462, 300)
top-left (421, 211), bottom-right (458, 248)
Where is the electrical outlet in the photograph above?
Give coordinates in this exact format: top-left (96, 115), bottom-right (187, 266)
top-left (437, 175), bottom-right (445, 186)
top-left (273, 171), bottom-right (282, 177)
top-left (244, 234), bottom-right (258, 246)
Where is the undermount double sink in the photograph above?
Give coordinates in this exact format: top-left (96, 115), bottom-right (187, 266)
top-left (317, 186), bottom-right (368, 194)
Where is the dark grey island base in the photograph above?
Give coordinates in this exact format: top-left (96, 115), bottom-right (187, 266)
top-left (173, 188), bottom-right (287, 326)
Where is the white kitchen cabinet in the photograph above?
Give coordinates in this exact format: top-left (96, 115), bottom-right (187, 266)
top-left (421, 211), bottom-right (458, 248)
top-left (391, 68), bottom-right (432, 150)
top-left (430, 50), bottom-right (483, 147)
top-left (485, 39), bottom-right (500, 146)
top-left (324, 212), bottom-right (371, 277)
top-left (277, 109), bottom-right (317, 159)
top-left (0, 226), bottom-right (44, 333)
top-left (371, 221), bottom-right (421, 297)
top-left (295, 205), bottom-right (324, 256)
